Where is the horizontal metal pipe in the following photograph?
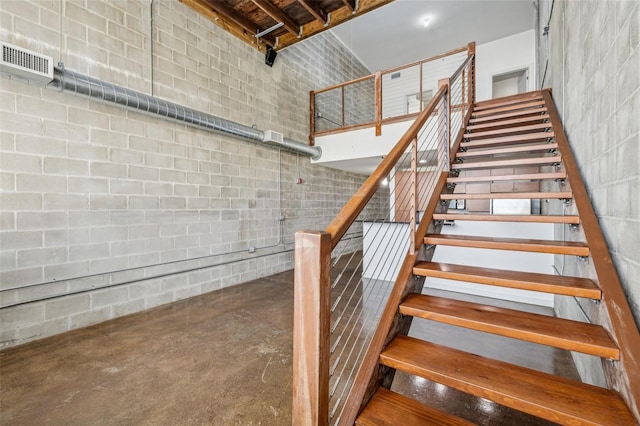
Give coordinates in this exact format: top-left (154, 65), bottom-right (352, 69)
top-left (50, 65), bottom-right (322, 159)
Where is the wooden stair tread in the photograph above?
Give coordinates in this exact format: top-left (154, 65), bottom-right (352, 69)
top-left (400, 294), bottom-right (619, 359)
top-left (465, 123), bottom-right (552, 139)
top-left (453, 155), bottom-right (562, 170)
top-left (473, 96), bottom-right (543, 111)
top-left (424, 234), bottom-right (589, 256)
top-left (413, 261), bottom-right (601, 298)
top-left (380, 336), bottom-right (634, 425)
top-left (472, 100), bottom-right (546, 117)
top-left (460, 132), bottom-right (555, 148)
top-left (469, 108), bottom-right (549, 124)
top-left (433, 213), bottom-right (580, 224)
top-left (441, 191), bottom-right (572, 200)
top-left (356, 388), bottom-right (474, 426)
top-left (455, 142), bottom-right (558, 158)
top-left (447, 172), bottom-right (566, 184)
top-left (467, 114), bottom-right (551, 131)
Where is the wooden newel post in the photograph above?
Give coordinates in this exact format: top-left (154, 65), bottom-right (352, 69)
top-left (292, 230), bottom-right (332, 426)
top-left (375, 71), bottom-right (382, 136)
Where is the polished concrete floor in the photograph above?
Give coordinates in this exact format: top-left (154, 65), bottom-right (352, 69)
top-left (1, 269), bottom-right (581, 425)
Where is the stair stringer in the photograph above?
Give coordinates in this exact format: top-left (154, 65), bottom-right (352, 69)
top-left (348, 89), bottom-right (639, 425)
top-left (541, 89), bottom-right (640, 420)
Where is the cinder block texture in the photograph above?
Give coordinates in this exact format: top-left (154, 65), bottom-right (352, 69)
top-left (540, 0), bottom-right (640, 390)
top-left (0, 0), bottom-right (371, 348)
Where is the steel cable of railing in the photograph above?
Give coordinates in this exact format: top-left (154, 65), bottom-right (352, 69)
top-left (326, 94), bottom-right (447, 424)
top-left (294, 46), bottom-right (477, 426)
top-left (313, 50), bottom-right (470, 136)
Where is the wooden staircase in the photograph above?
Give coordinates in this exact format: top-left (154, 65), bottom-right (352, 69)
top-left (353, 91), bottom-right (638, 425)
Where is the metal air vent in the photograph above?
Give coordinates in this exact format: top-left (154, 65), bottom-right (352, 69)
top-left (0, 41), bottom-right (53, 85)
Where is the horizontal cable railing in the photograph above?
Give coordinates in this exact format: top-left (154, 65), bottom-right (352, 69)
top-left (309, 44), bottom-right (473, 144)
top-left (293, 44), bottom-right (475, 425)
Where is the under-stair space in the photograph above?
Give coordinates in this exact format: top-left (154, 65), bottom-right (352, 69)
top-left (353, 91), bottom-right (638, 425)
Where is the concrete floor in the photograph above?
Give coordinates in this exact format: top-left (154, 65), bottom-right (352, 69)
top-left (1, 270), bottom-right (581, 425)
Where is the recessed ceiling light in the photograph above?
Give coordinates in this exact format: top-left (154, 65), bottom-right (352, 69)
top-left (423, 17), bottom-right (431, 28)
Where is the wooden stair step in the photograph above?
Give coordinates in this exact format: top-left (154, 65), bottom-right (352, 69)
top-left (455, 142), bottom-right (558, 158)
top-left (473, 93), bottom-right (543, 110)
top-left (400, 294), bottom-right (619, 359)
top-left (465, 123), bottom-right (552, 139)
top-left (433, 213), bottom-right (580, 224)
top-left (447, 172), bottom-right (567, 184)
top-left (453, 155), bottom-right (562, 170)
top-left (460, 132), bottom-right (555, 148)
top-left (472, 100), bottom-right (546, 117)
top-left (440, 191), bottom-right (572, 200)
top-left (380, 336), bottom-right (634, 425)
top-left (469, 108), bottom-right (548, 124)
top-left (356, 388), bottom-right (474, 426)
top-left (424, 234), bottom-right (589, 256)
top-left (466, 114), bottom-right (550, 131)
top-left (413, 261), bottom-right (600, 298)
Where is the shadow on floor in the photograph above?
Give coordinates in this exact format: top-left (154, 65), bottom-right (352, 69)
top-left (1, 269), bottom-right (580, 425)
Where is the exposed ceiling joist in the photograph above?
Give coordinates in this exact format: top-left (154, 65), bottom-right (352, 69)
top-left (251, 0), bottom-right (301, 37)
top-left (277, 0), bottom-right (393, 50)
top-left (181, 0), bottom-right (395, 53)
top-left (297, 0), bottom-right (328, 24)
top-left (179, 0), bottom-right (275, 51)
top-left (341, 0), bottom-right (356, 12)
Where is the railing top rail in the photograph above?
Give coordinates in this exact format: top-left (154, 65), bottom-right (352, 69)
top-left (381, 45), bottom-right (468, 76)
top-left (313, 73), bottom-right (377, 95)
top-left (324, 84), bottom-right (447, 249)
top-left (450, 53), bottom-right (474, 83)
top-left (311, 44), bottom-right (470, 95)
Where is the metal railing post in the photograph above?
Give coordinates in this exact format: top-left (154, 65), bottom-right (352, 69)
top-left (293, 230), bottom-right (331, 426)
top-left (468, 42), bottom-right (476, 104)
top-left (409, 136), bottom-right (418, 254)
top-left (375, 71), bottom-right (382, 136)
top-left (341, 86), bottom-right (345, 127)
top-left (309, 90), bottom-right (316, 146)
top-left (438, 78), bottom-right (451, 171)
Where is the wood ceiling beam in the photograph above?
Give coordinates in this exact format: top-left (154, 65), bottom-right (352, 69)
top-left (277, 0), bottom-right (394, 50)
top-left (251, 0), bottom-right (301, 37)
top-left (297, 0), bottom-right (328, 24)
top-left (341, 0), bottom-right (356, 12)
top-left (179, 0), bottom-right (275, 51)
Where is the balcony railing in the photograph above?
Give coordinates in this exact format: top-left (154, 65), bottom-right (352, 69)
top-left (293, 43), bottom-right (475, 425)
top-left (309, 43), bottom-right (475, 145)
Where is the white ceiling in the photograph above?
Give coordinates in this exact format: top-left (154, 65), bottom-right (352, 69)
top-left (318, 0), bottom-right (536, 175)
top-left (331, 0), bottom-right (536, 71)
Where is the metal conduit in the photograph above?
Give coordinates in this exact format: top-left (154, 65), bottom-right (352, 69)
top-left (50, 64), bottom-right (322, 160)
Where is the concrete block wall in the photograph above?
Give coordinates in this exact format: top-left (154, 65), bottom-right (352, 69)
top-left (538, 0), bottom-right (639, 403)
top-left (0, 0), bottom-right (372, 348)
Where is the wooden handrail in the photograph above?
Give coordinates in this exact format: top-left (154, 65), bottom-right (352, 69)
top-left (381, 45), bottom-right (468, 76)
top-left (309, 43), bottom-right (474, 145)
top-left (311, 45), bottom-right (469, 96)
top-left (324, 84), bottom-right (447, 249)
top-left (312, 74), bottom-right (376, 95)
top-left (292, 44), bottom-right (477, 426)
top-left (542, 90), bottom-right (640, 416)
